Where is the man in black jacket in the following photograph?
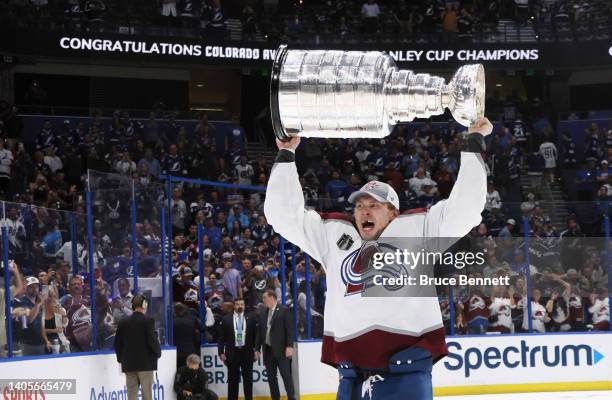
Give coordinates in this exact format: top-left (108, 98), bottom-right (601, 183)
top-left (173, 302), bottom-right (200, 368)
top-left (174, 354), bottom-right (218, 400)
top-left (217, 298), bottom-right (259, 400)
top-left (256, 289), bottom-right (295, 400)
top-left (115, 295), bottom-right (161, 400)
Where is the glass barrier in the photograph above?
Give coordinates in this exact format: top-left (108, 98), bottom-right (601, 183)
top-left (0, 201), bottom-right (89, 357)
top-left (2, 186), bottom-right (611, 360)
top-left (134, 179), bottom-right (168, 346)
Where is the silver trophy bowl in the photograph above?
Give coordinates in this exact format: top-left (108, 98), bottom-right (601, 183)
top-left (270, 45), bottom-right (485, 141)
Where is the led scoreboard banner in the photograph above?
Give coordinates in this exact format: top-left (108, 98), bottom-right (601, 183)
top-left (2, 29), bottom-right (612, 69)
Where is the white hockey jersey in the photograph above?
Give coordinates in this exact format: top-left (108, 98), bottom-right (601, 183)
top-left (264, 151), bottom-right (486, 369)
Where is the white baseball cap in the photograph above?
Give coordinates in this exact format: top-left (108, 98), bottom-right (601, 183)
top-left (26, 277), bottom-right (40, 286)
top-left (348, 181), bottom-right (400, 210)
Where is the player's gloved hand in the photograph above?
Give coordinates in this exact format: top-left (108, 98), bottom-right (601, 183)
top-left (469, 117), bottom-right (493, 137)
top-left (276, 136), bottom-right (301, 152)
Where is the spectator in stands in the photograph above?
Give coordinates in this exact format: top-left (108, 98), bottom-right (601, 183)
top-left (286, 13), bottom-right (304, 39)
top-left (95, 290), bottom-right (117, 349)
top-left (522, 288), bottom-right (550, 333)
top-left (463, 287), bottom-right (489, 334)
top-left (227, 204), bottom-right (249, 231)
top-left (588, 288), bottom-right (610, 331)
top-left (457, 7), bottom-right (473, 34)
top-left (361, 0), bottom-right (380, 34)
top-left (409, 167), bottom-right (436, 197)
top-left (498, 218), bottom-right (515, 238)
top-left (162, 0), bottom-right (178, 18)
top-left (393, 0), bottom-right (413, 35)
top-left (545, 278), bottom-right (572, 332)
top-left (485, 182), bottom-right (502, 212)
top-left (488, 285), bottom-right (515, 333)
top-left (12, 276), bottom-right (46, 355)
top-left (172, 187), bottom-right (188, 233)
top-left (243, 264), bottom-right (271, 314)
top-left (241, 3), bottom-right (257, 41)
top-left (235, 154), bottom-right (254, 186)
top-left (61, 276), bottom-right (92, 352)
top-left (138, 148), bottom-right (161, 179)
top-left (204, 0), bottom-right (227, 39)
top-left (441, 4), bottom-right (458, 42)
top-left (111, 277), bottom-right (133, 323)
top-left (325, 170), bottom-right (349, 210)
top-left (115, 151), bottom-right (137, 176)
top-left (174, 266), bottom-right (199, 310)
top-left (539, 135), bottom-right (558, 186)
top-left (222, 259), bottom-right (242, 301)
top-left (0, 138), bottom-right (12, 196)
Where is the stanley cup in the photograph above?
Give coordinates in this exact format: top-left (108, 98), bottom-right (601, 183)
top-left (270, 45), bottom-right (485, 141)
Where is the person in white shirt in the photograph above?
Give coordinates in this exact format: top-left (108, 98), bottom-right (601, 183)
top-left (162, 0), bottom-right (177, 17)
top-left (0, 139), bottom-right (13, 194)
top-left (522, 289), bottom-right (550, 333)
top-left (115, 151), bottom-right (137, 176)
top-left (235, 155), bottom-right (255, 186)
top-left (361, 0), bottom-right (380, 33)
top-left (488, 286), bottom-right (515, 333)
top-left (43, 147), bottom-right (63, 174)
top-left (264, 117), bottom-right (493, 400)
top-left (485, 182), bottom-right (502, 211)
top-left (408, 167), bottom-right (437, 196)
top-left (171, 187), bottom-right (187, 231)
top-left (539, 136), bottom-right (557, 185)
top-left (588, 289), bottom-right (610, 331)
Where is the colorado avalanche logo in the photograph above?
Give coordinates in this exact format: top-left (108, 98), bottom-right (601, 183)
top-left (340, 242), bottom-right (407, 296)
top-left (340, 248), bottom-right (363, 295)
top-left (363, 181), bottom-right (380, 191)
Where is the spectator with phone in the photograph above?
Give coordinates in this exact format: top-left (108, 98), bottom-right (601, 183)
top-left (12, 276), bottom-right (46, 355)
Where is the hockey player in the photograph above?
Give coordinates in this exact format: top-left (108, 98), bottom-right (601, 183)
top-left (264, 117), bottom-right (493, 400)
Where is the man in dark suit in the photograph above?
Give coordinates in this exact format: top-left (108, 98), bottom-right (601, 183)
top-left (217, 298), bottom-right (260, 400)
top-left (256, 289), bottom-right (295, 400)
top-left (115, 295), bottom-right (162, 400)
top-left (173, 302), bottom-right (200, 368)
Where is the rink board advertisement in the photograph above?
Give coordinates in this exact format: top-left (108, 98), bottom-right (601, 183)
top-left (200, 344), bottom-right (289, 398)
top-left (0, 347), bottom-right (177, 400)
top-left (296, 333), bottom-right (612, 398)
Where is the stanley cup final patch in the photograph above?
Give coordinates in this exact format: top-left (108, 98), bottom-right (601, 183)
top-left (337, 233), bottom-right (354, 250)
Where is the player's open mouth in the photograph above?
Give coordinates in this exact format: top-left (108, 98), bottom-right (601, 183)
top-left (362, 220), bottom-right (375, 231)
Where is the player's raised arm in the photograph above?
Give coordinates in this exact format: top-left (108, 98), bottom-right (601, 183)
top-left (264, 137), bottom-right (329, 263)
top-left (424, 117), bottom-right (492, 238)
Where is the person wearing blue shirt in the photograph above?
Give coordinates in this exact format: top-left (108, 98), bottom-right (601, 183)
top-left (40, 225), bottom-right (63, 257)
top-left (226, 205), bottom-right (250, 231)
top-left (325, 170), bottom-right (349, 210)
top-left (203, 218), bottom-right (223, 253)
